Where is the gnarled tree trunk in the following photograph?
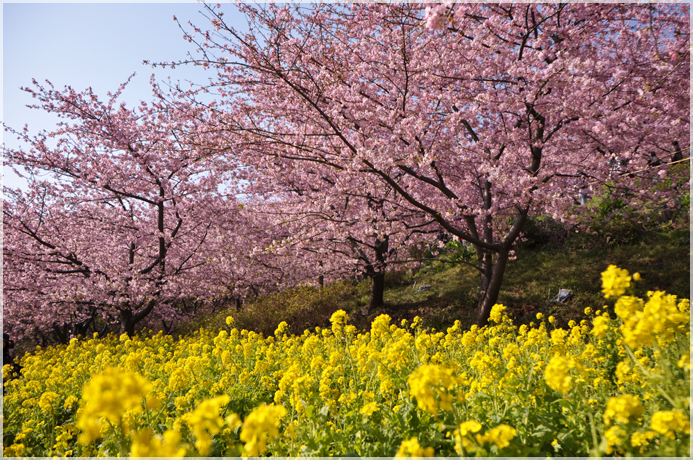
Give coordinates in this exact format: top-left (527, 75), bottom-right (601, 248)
top-left (367, 271), bottom-right (386, 313)
top-left (357, 235), bottom-right (389, 315)
top-left (473, 248), bottom-right (511, 326)
top-left (118, 299), bottom-right (157, 337)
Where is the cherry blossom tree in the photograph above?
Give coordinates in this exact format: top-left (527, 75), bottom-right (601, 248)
top-left (3, 78), bottom-right (245, 339)
top-left (169, 2), bottom-right (689, 325)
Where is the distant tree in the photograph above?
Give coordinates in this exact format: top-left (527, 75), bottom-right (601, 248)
top-left (167, 2), bottom-right (689, 325)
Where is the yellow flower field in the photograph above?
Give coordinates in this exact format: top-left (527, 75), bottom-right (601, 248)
top-left (3, 266), bottom-right (690, 457)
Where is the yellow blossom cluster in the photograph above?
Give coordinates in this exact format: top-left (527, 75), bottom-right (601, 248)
top-left (454, 420), bottom-right (483, 453)
top-left (239, 403), bottom-right (286, 456)
top-left (395, 436), bottom-right (435, 457)
top-left (130, 429), bottom-right (186, 457)
top-left (477, 424), bottom-right (517, 449)
top-left (601, 264), bottom-right (633, 298)
top-left (650, 410), bottom-right (690, 440)
top-left (181, 394), bottom-right (231, 455)
top-left (330, 309), bottom-right (350, 336)
top-left (616, 291), bottom-right (689, 349)
top-left (453, 421), bottom-right (517, 455)
top-left (544, 354), bottom-right (576, 394)
top-left (407, 364), bottom-right (465, 415)
top-left (603, 394), bottom-right (645, 425)
top-left (76, 366), bottom-right (155, 445)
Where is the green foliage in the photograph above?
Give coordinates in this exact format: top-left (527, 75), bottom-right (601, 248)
top-left (594, 185), bottom-right (629, 218)
top-left (416, 239), bottom-right (477, 277)
top-left (576, 167), bottom-right (690, 248)
top-left (383, 270), bottom-right (413, 289)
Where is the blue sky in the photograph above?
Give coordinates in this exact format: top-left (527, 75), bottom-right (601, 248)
top-left (2, 1), bottom-right (248, 189)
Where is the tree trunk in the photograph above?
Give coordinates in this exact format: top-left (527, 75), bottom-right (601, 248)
top-left (119, 309), bottom-right (136, 337)
top-left (474, 248), bottom-right (511, 326)
top-left (118, 299), bottom-right (157, 337)
top-left (360, 235), bottom-right (389, 315)
top-left (476, 247), bottom-right (493, 309)
top-left (468, 192), bottom-right (527, 327)
top-left (52, 323), bottom-right (70, 344)
top-left (368, 271), bottom-right (385, 312)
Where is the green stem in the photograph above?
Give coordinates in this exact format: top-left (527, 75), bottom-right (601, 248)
top-left (49, 414), bottom-right (56, 456)
top-left (526, 367), bottom-right (535, 392)
top-left (587, 411), bottom-right (600, 457)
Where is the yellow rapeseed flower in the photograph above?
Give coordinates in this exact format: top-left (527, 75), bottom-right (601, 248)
top-left (240, 403), bottom-right (287, 457)
top-left (601, 265), bottom-right (631, 298)
top-left (4, 443), bottom-right (26, 457)
top-left (591, 316), bottom-right (609, 337)
top-left (407, 364), bottom-right (463, 416)
top-left (77, 367), bottom-right (152, 444)
top-left (359, 401), bottom-right (380, 416)
top-left (453, 421), bottom-right (482, 454)
top-left (630, 430), bottom-right (657, 449)
top-left (604, 425), bottom-right (626, 454)
top-left (614, 295), bottom-right (643, 319)
top-left (677, 350), bottom-right (690, 371)
top-left (602, 394), bottom-right (644, 425)
top-left (168, 368), bottom-right (188, 392)
top-left (226, 413), bottom-right (242, 430)
top-left (544, 354), bottom-right (574, 394)
top-left (371, 314), bottom-right (392, 338)
top-left (274, 321), bottom-right (289, 337)
top-left (330, 309), bottom-right (350, 336)
top-left (617, 291), bottom-right (688, 349)
top-left (395, 437), bottom-right (434, 457)
top-left (63, 395), bottom-right (78, 411)
top-left (38, 391), bottom-right (59, 414)
top-left (458, 420), bottom-right (482, 436)
top-left (3, 268), bottom-right (688, 458)
top-left (476, 424), bottom-right (517, 449)
top-left (489, 304), bottom-right (507, 323)
top-left (650, 410), bottom-right (690, 440)
top-left (181, 394), bottom-right (231, 455)
top-left (130, 428), bottom-right (186, 457)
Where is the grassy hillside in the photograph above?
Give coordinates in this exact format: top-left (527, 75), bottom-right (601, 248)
top-left (188, 218), bottom-right (689, 337)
